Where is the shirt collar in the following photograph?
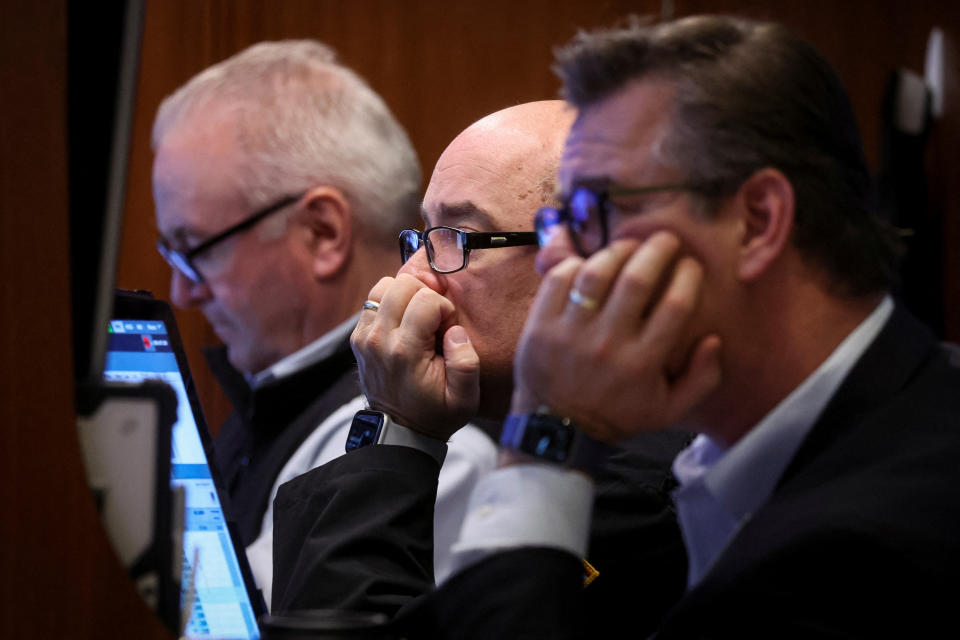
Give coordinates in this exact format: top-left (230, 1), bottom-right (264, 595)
top-left (250, 312), bottom-right (360, 389)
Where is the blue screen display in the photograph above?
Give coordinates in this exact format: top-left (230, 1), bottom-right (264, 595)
top-left (105, 318), bottom-right (260, 639)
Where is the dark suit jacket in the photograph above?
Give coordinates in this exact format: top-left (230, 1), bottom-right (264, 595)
top-left (272, 430), bottom-right (691, 633)
top-left (406, 305), bottom-right (960, 638)
top-left (274, 306), bottom-right (960, 638)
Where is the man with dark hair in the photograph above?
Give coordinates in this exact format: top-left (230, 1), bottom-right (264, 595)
top-left (552, 15), bottom-right (900, 297)
top-left (408, 15), bottom-right (959, 637)
top-left (274, 15), bottom-right (960, 638)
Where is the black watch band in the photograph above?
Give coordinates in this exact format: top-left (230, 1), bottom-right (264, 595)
top-left (500, 411), bottom-right (611, 472)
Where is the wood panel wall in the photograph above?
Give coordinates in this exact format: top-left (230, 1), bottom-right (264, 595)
top-left (2, 0), bottom-right (956, 636)
top-left (118, 0), bottom-right (960, 433)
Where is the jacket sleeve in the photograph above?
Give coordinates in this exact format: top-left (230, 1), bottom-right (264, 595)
top-left (271, 444), bottom-right (440, 615)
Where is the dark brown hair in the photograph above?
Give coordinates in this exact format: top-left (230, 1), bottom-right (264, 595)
top-left (556, 15), bottom-right (901, 297)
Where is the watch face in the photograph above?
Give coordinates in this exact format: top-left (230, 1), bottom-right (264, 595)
top-left (346, 410), bottom-right (385, 452)
top-left (521, 415), bottom-right (574, 464)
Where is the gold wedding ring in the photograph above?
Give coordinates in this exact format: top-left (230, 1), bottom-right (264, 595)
top-left (362, 300), bottom-right (381, 312)
top-left (568, 288), bottom-right (599, 311)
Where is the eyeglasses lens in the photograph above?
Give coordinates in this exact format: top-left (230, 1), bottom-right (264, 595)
top-left (426, 227), bottom-right (465, 272)
top-left (157, 239), bottom-right (202, 284)
top-left (569, 188), bottom-right (604, 255)
top-left (535, 207), bottom-right (562, 248)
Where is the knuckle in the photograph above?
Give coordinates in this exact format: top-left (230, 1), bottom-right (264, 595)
top-left (410, 286), bottom-right (436, 305)
top-left (372, 275), bottom-right (394, 291)
top-left (660, 291), bottom-right (695, 317)
top-left (395, 273), bottom-right (423, 289)
top-left (576, 269), bottom-right (605, 294)
top-left (385, 336), bottom-right (410, 361)
top-left (617, 269), bottom-right (654, 294)
top-left (542, 265), bottom-right (572, 290)
top-left (590, 335), bottom-right (618, 360)
top-left (349, 326), bottom-right (364, 346)
top-left (362, 328), bottom-right (388, 355)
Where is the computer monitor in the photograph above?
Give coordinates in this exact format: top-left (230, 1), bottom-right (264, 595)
top-left (106, 290), bottom-right (264, 639)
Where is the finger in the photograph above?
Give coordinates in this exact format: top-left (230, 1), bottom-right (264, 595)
top-left (441, 325), bottom-right (480, 416)
top-left (603, 232), bottom-right (682, 335)
top-left (565, 239), bottom-right (640, 318)
top-left (376, 273), bottom-right (428, 329)
top-left (353, 276), bottom-right (394, 337)
top-left (366, 276), bottom-right (393, 304)
top-left (665, 334), bottom-right (722, 423)
top-left (634, 256), bottom-right (705, 366)
top-left (399, 286), bottom-right (457, 348)
top-left (527, 255), bottom-right (583, 325)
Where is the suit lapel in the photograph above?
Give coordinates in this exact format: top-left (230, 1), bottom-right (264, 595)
top-left (777, 304), bottom-right (936, 489)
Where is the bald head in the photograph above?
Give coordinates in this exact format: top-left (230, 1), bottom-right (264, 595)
top-left (427, 100), bottom-right (575, 224)
top-left (404, 101), bottom-right (574, 419)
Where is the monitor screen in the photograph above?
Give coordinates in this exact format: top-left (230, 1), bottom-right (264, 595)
top-left (105, 317), bottom-right (261, 639)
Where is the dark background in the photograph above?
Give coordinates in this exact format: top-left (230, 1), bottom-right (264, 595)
top-left (2, 1), bottom-right (958, 637)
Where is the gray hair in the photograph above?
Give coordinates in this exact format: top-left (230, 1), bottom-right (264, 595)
top-left (153, 39), bottom-right (421, 245)
top-left (555, 15), bottom-right (902, 298)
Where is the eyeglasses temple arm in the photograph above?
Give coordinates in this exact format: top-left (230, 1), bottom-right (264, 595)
top-left (465, 231), bottom-right (539, 250)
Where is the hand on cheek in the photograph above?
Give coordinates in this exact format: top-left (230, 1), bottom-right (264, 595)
top-left (351, 274), bottom-right (480, 440)
top-left (512, 232), bottom-right (722, 442)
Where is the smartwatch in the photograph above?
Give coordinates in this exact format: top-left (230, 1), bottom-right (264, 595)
top-left (346, 410), bottom-right (447, 465)
top-left (500, 411), bottom-right (611, 472)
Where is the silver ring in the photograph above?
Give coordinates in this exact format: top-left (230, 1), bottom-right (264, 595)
top-left (362, 300), bottom-right (381, 312)
top-left (568, 288), bottom-right (599, 311)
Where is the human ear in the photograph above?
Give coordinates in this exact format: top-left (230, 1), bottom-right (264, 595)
top-left (734, 168), bottom-right (795, 282)
top-left (300, 186), bottom-right (352, 279)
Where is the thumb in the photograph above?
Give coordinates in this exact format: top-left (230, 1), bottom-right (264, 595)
top-left (442, 325), bottom-right (480, 412)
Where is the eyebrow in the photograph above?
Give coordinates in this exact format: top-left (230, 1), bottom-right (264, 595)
top-left (568, 175), bottom-right (614, 193)
top-left (421, 201), bottom-right (498, 230)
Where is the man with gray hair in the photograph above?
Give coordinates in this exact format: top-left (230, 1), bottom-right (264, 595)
top-left (151, 40), bottom-right (496, 607)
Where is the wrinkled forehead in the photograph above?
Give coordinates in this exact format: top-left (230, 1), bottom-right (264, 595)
top-left (423, 132), bottom-right (558, 232)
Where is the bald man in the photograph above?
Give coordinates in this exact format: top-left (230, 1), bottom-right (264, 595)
top-left (272, 102), bottom-right (691, 628)
top-left (354, 100), bottom-right (572, 432)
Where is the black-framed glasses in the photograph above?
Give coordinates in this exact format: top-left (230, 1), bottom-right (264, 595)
top-left (534, 184), bottom-right (703, 257)
top-left (156, 192), bottom-right (304, 284)
top-left (399, 226), bottom-right (539, 274)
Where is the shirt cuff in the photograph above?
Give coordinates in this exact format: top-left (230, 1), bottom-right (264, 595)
top-left (447, 463), bottom-right (594, 579)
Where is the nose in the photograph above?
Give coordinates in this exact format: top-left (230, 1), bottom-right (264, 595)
top-left (169, 268), bottom-right (212, 308)
top-left (535, 224), bottom-right (578, 275)
top-left (397, 246), bottom-right (448, 295)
